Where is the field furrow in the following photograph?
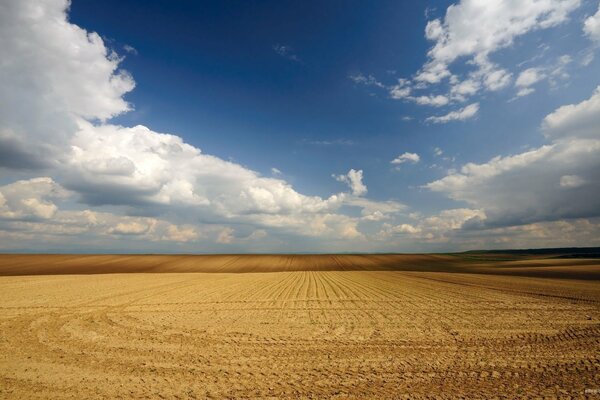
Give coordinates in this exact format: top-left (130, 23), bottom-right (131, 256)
top-left (1, 267), bottom-right (599, 398)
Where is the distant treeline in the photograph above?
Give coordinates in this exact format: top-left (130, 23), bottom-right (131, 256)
top-left (464, 247), bottom-right (600, 258)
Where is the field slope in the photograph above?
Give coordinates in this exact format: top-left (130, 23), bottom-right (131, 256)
top-left (0, 253), bottom-right (599, 279)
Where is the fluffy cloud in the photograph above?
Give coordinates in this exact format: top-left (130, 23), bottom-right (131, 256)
top-left (363, 1), bottom-right (582, 115)
top-left (333, 169), bottom-right (367, 196)
top-left (379, 212), bottom-right (599, 250)
top-left (0, 0), bottom-right (134, 169)
top-left (0, 178), bottom-right (68, 220)
top-left (542, 85), bottom-right (600, 139)
top-left (584, 3), bottom-right (600, 42)
top-left (0, 0), bottom-right (405, 250)
top-left (67, 121), bottom-right (346, 219)
top-left (410, 95), bottom-right (450, 107)
top-left (513, 56), bottom-right (572, 97)
top-left (417, 0), bottom-right (580, 86)
top-left (449, 78), bottom-right (481, 100)
top-left (378, 208), bottom-right (486, 241)
top-left (391, 152), bottom-right (420, 165)
top-left (515, 67), bottom-right (546, 96)
top-left (427, 86), bottom-right (600, 227)
top-left (389, 79), bottom-right (412, 99)
top-left (0, 178), bottom-right (204, 244)
top-left (426, 103), bottom-right (479, 123)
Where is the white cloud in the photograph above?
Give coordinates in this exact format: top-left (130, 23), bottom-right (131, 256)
top-left (512, 56), bottom-right (572, 97)
top-left (379, 212), bottom-right (599, 249)
top-left (345, 197), bottom-right (405, 221)
top-left (162, 224), bottom-right (199, 242)
top-left (516, 87), bottom-right (536, 97)
top-left (362, 0), bottom-right (581, 112)
top-left (0, 0), bottom-right (415, 250)
top-left (391, 152), bottom-right (420, 165)
top-left (480, 64), bottom-right (513, 91)
top-left (0, 177), bottom-right (68, 220)
top-left (66, 121), bottom-right (348, 220)
top-left (450, 78), bottom-right (481, 100)
top-left (516, 67), bottom-right (546, 88)
top-left (410, 95), bottom-right (450, 107)
top-left (378, 208), bottom-right (486, 241)
top-left (0, 0), bottom-right (135, 168)
top-left (426, 103), bottom-right (479, 123)
top-left (584, 3), bottom-right (600, 42)
top-left (542, 85), bottom-right (600, 140)
top-left (427, 86), bottom-right (600, 226)
top-left (417, 0), bottom-right (580, 86)
top-left (380, 223), bottom-right (421, 235)
top-left (109, 221), bottom-right (152, 235)
top-left (0, 178), bottom-right (204, 244)
top-left (333, 169), bottom-right (367, 196)
top-left (389, 79), bottom-right (412, 99)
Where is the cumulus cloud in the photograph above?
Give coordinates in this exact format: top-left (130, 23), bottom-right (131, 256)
top-left (0, 0), bottom-right (135, 168)
top-left (379, 212), bottom-right (599, 250)
top-left (0, 178), bottom-right (204, 244)
top-left (333, 169), bottom-right (367, 196)
top-left (391, 152), bottom-right (420, 165)
top-left (349, 1), bottom-right (582, 115)
top-left (426, 86), bottom-right (600, 227)
top-left (0, 178), bottom-right (68, 220)
top-left (426, 103), bottom-right (479, 123)
top-left (584, 3), bottom-right (600, 42)
top-left (378, 208), bottom-right (486, 242)
top-left (542, 85), bottom-right (600, 139)
top-left (0, 0), bottom-right (406, 250)
top-left (417, 0), bottom-right (580, 86)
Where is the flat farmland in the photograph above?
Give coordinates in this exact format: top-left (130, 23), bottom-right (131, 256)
top-left (1, 255), bottom-right (599, 398)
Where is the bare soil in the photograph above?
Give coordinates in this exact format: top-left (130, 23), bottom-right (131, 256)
top-left (0, 255), bottom-right (599, 398)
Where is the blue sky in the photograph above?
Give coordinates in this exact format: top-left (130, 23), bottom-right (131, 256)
top-left (0, 0), bottom-right (599, 252)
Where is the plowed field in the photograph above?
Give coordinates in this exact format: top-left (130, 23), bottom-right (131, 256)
top-left (1, 255), bottom-right (599, 398)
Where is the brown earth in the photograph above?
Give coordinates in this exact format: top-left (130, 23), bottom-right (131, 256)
top-left (0, 253), bottom-right (599, 279)
top-left (1, 254), bottom-right (599, 398)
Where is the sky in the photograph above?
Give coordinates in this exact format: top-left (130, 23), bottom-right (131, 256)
top-left (0, 0), bottom-right (599, 253)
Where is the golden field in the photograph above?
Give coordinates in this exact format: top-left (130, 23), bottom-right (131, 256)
top-left (0, 254), bottom-right (599, 398)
